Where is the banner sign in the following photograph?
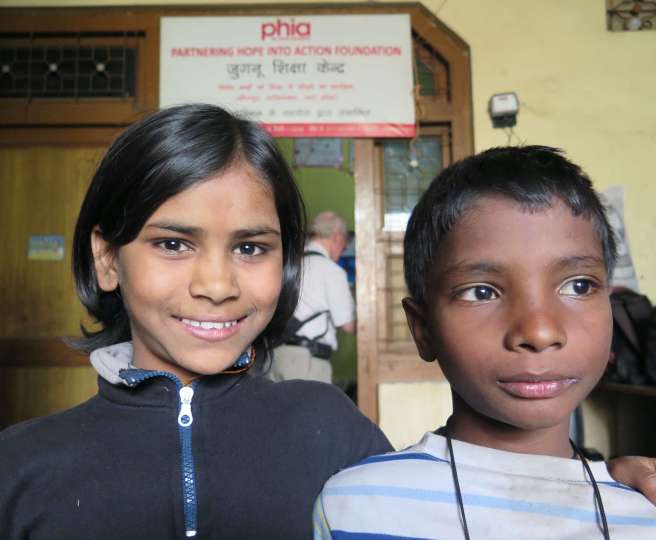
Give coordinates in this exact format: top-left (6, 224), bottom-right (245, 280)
top-left (160, 15), bottom-right (415, 137)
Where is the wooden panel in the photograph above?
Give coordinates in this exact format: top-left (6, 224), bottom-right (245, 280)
top-left (0, 338), bottom-right (88, 367)
top-left (409, 6), bottom-right (474, 159)
top-left (0, 146), bottom-right (104, 338)
top-left (386, 255), bottom-right (409, 342)
top-left (0, 365), bottom-right (97, 429)
top-left (2, 126), bottom-right (126, 147)
top-left (354, 139), bottom-right (378, 421)
top-left (0, 12), bottom-right (160, 128)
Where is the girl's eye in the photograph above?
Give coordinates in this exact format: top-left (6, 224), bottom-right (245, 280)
top-left (559, 278), bottom-right (596, 297)
top-left (156, 239), bottom-right (190, 253)
top-left (457, 285), bottom-right (499, 302)
top-left (235, 243), bottom-right (264, 257)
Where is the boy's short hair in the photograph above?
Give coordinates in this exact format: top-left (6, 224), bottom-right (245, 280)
top-left (404, 145), bottom-right (617, 305)
top-left (73, 104), bottom-right (306, 352)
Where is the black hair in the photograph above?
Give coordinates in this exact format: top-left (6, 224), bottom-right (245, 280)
top-left (404, 145), bottom-right (617, 305)
top-left (73, 103), bottom-right (306, 353)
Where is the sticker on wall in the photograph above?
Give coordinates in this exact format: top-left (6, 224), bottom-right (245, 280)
top-left (294, 138), bottom-right (343, 168)
top-left (603, 186), bottom-right (639, 291)
top-left (27, 235), bottom-right (65, 261)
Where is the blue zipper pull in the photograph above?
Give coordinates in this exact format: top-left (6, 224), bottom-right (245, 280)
top-left (178, 386), bottom-right (194, 427)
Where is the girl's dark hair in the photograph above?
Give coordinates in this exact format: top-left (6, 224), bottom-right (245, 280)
top-left (73, 104), bottom-right (306, 353)
top-left (404, 145), bottom-right (617, 305)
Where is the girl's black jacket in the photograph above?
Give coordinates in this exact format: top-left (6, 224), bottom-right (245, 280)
top-left (0, 343), bottom-right (392, 540)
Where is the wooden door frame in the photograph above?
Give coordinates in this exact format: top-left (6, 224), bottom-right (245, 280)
top-left (354, 11), bottom-right (474, 423)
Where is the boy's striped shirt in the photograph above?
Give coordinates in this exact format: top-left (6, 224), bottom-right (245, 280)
top-left (314, 432), bottom-right (656, 539)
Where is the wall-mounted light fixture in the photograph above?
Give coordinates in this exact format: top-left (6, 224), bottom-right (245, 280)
top-left (607, 0), bottom-right (656, 31)
top-left (488, 92), bottom-right (519, 128)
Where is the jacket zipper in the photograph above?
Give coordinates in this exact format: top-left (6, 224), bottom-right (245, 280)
top-left (177, 384), bottom-right (198, 538)
top-left (120, 370), bottom-right (199, 538)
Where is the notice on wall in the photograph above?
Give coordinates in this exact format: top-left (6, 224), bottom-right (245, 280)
top-left (160, 15), bottom-right (415, 138)
top-left (603, 186), bottom-right (640, 292)
top-left (27, 235), bottom-right (65, 261)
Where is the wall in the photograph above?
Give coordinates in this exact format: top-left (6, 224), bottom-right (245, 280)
top-left (3, 0), bottom-right (655, 450)
top-left (436, 0), bottom-right (656, 300)
top-left (277, 139), bottom-right (355, 232)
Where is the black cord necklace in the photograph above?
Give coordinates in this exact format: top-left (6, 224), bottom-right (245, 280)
top-left (440, 423), bottom-right (611, 539)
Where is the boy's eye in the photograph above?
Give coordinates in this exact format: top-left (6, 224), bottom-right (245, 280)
top-left (234, 243), bottom-right (264, 257)
top-left (156, 239), bottom-right (190, 253)
top-left (457, 285), bottom-right (499, 302)
top-left (559, 278), bottom-right (596, 297)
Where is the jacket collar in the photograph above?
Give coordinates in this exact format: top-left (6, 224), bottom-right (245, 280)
top-left (90, 342), bottom-right (252, 408)
top-left (90, 342), bottom-right (135, 385)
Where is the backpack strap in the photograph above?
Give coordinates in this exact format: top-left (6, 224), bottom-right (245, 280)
top-left (285, 248), bottom-right (334, 348)
top-left (303, 250), bottom-right (325, 257)
top-left (298, 248), bottom-right (332, 338)
top-left (293, 310), bottom-right (329, 330)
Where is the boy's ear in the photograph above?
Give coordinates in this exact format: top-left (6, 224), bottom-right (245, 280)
top-left (402, 297), bottom-right (436, 362)
top-left (91, 226), bottom-right (119, 292)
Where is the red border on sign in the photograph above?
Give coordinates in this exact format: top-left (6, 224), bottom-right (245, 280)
top-left (262, 123), bottom-right (416, 138)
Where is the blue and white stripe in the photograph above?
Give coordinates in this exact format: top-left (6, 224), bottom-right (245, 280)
top-left (314, 433), bottom-right (656, 539)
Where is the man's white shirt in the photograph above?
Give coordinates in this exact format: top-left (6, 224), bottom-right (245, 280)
top-left (295, 240), bottom-right (355, 351)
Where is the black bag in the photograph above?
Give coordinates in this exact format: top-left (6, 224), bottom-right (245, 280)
top-left (276, 249), bottom-right (334, 360)
top-left (279, 311), bottom-right (333, 360)
top-left (606, 289), bottom-right (653, 385)
top-left (279, 311), bottom-right (324, 344)
top-left (644, 307), bottom-right (656, 384)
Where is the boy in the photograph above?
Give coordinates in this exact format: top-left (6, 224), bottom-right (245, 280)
top-left (314, 146), bottom-right (656, 539)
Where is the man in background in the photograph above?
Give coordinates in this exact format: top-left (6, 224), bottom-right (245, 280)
top-left (268, 211), bottom-right (355, 383)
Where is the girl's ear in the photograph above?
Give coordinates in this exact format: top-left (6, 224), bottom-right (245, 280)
top-left (91, 226), bottom-right (119, 292)
top-left (402, 297), bottom-right (436, 362)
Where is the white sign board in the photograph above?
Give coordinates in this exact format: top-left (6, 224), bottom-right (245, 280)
top-left (160, 15), bottom-right (415, 137)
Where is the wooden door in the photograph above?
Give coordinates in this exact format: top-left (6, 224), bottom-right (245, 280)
top-left (355, 18), bottom-right (474, 428)
top-left (0, 146), bottom-right (106, 427)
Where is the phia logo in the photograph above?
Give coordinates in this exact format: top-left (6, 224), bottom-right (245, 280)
top-left (261, 18), bottom-right (311, 40)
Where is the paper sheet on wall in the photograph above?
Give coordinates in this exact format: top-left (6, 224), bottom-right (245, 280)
top-left (603, 186), bottom-right (640, 292)
top-left (160, 15), bottom-right (415, 138)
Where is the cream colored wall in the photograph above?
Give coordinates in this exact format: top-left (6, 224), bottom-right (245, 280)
top-left (379, 381), bottom-right (452, 449)
top-left (435, 0), bottom-right (656, 300)
top-left (4, 0), bottom-right (654, 450)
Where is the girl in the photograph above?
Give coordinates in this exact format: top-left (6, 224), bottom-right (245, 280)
top-left (0, 104), bottom-right (391, 539)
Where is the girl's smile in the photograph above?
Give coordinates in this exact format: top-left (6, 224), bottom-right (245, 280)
top-left (93, 163), bottom-right (283, 382)
top-left (176, 315), bottom-right (244, 342)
